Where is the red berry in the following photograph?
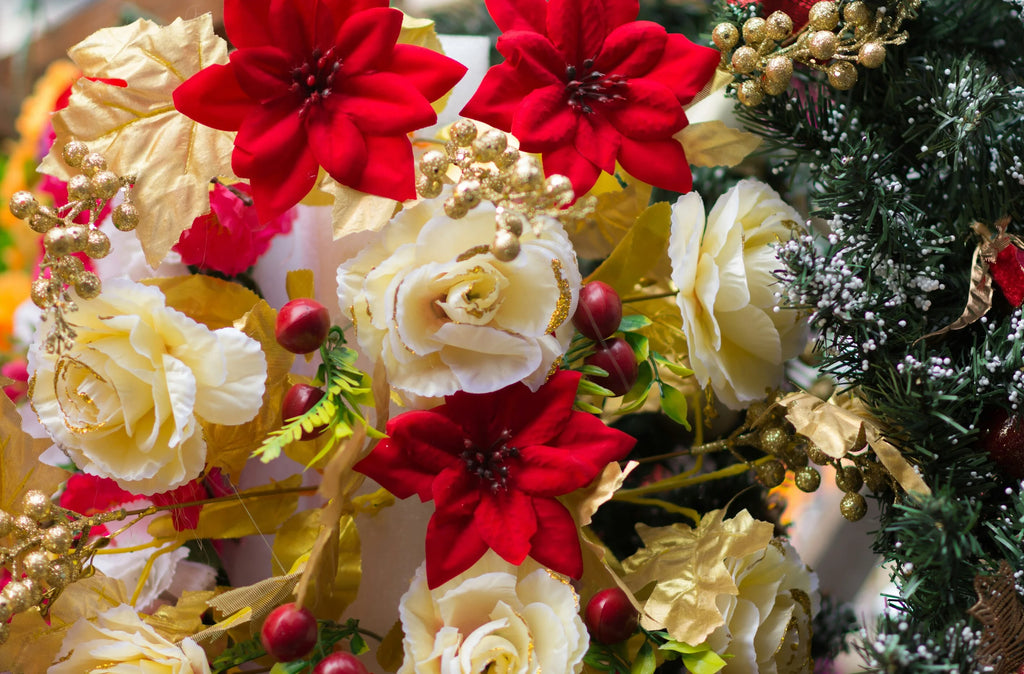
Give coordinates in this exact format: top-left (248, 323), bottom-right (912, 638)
top-left (283, 384), bottom-right (326, 440)
top-left (276, 298), bottom-right (331, 354)
top-left (585, 588), bottom-right (639, 645)
top-left (313, 652), bottom-right (370, 674)
top-left (979, 407), bottom-right (1024, 479)
top-left (261, 603), bottom-right (318, 662)
top-left (584, 337), bottom-right (638, 397)
top-left (573, 281), bottom-right (623, 342)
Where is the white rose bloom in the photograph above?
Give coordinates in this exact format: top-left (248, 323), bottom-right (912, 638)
top-left (337, 197), bottom-right (580, 399)
top-left (669, 179), bottom-right (807, 409)
top-left (707, 540), bottom-right (819, 674)
top-left (29, 279), bottom-right (266, 495)
top-left (399, 551), bottom-right (589, 674)
top-left (49, 604), bottom-right (211, 673)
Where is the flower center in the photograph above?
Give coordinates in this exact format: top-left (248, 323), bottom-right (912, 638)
top-left (460, 428), bottom-right (520, 493)
top-left (290, 47), bottom-right (343, 116)
top-left (565, 60), bottom-right (627, 115)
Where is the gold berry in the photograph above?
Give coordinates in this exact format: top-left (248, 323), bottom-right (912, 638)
top-left (8, 191), bottom-right (39, 219)
top-left (843, 1), bottom-right (872, 26)
top-left (80, 152), bottom-right (107, 177)
top-left (763, 55), bottom-right (794, 95)
top-left (491, 228), bottom-right (521, 262)
top-left (808, 30), bottom-right (838, 60)
top-left (795, 466), bottom-right (821, 492)
top-left (840, 491), bottom-right (868, 521)
top-left (756, 460), bottom-right (787, 488)
top-left (2, 581), bottom-right (31, 614)
top-left (474, 129), bottom-right (508, 163)
top-left (21, 490), bottom-right (51, 521)
top-left (75, 272), bottom-right (102, 300)
top-left (835, 464), bottom-right (864, 492)
top-left (67, 174), bottom-right (94, 201)
top-left (738, 79), bottom-right (765, 107)
top-left (42, 524), bottom-right (73, 554)
top-left (419, 150), bottom-right (450, 179)
top-left (112, 202), bottom-right (140, 231)
top-left (544, 174), bottom-right (575, 206)
top-left (86, 229), bottom-right (112, 259)
top-left (62, 141), bottom-right (88, 168)
top-left (44, 227), bottom-right (75, 257)
top-left (510, 156), bottom-right (544, 191)
top-left (497, 209), bottom-right (528, 237)
top-left (64, 224), bottom-right (90, 253)
top-left (808, 1), bottom-right (840, 30)
top-left (494, 146), bottom-right (520, 170)
top-left (47, 558), bottom-right (75, 588)
top-left (91, 170), bottom-right (120, 199)
top-left (0, 510), bottom-right (12, 536)
top-left (21, 550), bottom-right (50, 580)
top-left (449, 119), bottom-right (478, 147)
top-left (31, 277), bottom-right (53, 309)
top-left (443, 195), bottom-right (469, 219)
top-left (858, 41), bottom-right (886, 68)
top-left (759, 426), bottom-right (788, 454)
top-left (828, 60), bottom-right (858, 89)
top-left (712, 22), bottom-right (740, 51)
top-left (454, 180), bottom-right (482, 209)
top-left (806, 443), bottom-right (832, 464)
top-left (742, 17), bottom-right (768, 45)
top-left (415, 174), bottom-right (443, 199)
top-left (765, 11), bottom-right (794, 41)
top-left (731, 46), bottom-right (759, 74)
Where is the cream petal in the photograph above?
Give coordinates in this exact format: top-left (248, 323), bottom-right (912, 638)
top-left (189, 327), bottom-right (266, 424)
top-left (435, 324), bottom-right (541, 394)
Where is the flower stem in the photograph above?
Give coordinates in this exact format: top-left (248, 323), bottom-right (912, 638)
top-left (613, 455), bottom-right (775, 497)
top-left (120, 485), bottom-right (318, 517)
top-left (620, 290), bottom-right (679, 303)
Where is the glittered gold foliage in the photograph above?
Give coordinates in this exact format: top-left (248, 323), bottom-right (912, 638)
top-left (676, 120), bottom-right (763, 169)
top-left (0, 392), bottom-right (69, 514)
top-left (39, 15), bottom-right (237, 267)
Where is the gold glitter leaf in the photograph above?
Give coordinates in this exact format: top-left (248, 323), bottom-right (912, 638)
top-left (143, 589), bottom-right (218, 643)
top-left (621, 509), bottom-right (774, 645)
top-left (563, 460), bottom-right (638, 527)
top-left (568, 173), bottom-right (652, 259)
top-left (676, 120), bottom-right (763, 168)
top-left (968, 560), bottom-right (1024, 674)
top-left (321, 176), bottom-right (401, 241)
top-left (191, 573), bottom-right (301, 644)
top-left (0, 391), bottom-right (68, 514)
top-left (143, 275), bottom-right (260, 331)
top-left (38, 15), bottom-right (236, 267)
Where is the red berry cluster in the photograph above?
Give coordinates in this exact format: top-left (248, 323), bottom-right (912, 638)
top-left (573, 282), bottom-right (638, 396)
top-left (275, 298), bottom-right (331, 439)
top-left (260, 603), bottom-right (369, 673)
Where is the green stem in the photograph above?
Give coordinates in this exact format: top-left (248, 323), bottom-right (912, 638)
top-left (614, 456), bottom-right (774, 497)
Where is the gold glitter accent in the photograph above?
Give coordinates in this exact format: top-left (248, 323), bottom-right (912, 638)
top-left (968, 560), bottom-right (1024, 673)
top-left (53, 355), bottom-right (107, 434)
top-left (544, 258), bottom-right (572, 334)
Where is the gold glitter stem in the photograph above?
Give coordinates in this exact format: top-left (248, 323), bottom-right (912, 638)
top-left (614, 455), bottom-right (775, 497)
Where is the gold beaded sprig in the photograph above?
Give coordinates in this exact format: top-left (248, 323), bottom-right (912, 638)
top-left (416, 119), bottom-right (594, 262)
top-left (713, 0), bottom-right (921, 106)
top-left (7, 141), bottom-right (138, 354)
top-left (0, 489), bottom-right (130, 644)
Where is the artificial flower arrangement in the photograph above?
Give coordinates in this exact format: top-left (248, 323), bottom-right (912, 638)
top-left (1, 0), bottom-right (1024, 671)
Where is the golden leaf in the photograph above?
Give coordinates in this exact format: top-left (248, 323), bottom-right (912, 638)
top-left (376, 620), bottom-right (406, 673)
top-left (143, 589), bottom-right (217, 642)
top-left (779, 391), bottom-right (931, 495)
top-left (0, 572), bottom-right (127, 673)
top-left (191, 573), bottom-right (301, 644)
top-left (676, 120), bottom-right (762, 168)
top-left (570, 178), bottom-right (653, 259)
top-left (685, 69), bottom-right (734, 111)
top-left (564, 461), bottom-right (638, 527)
top-left (1, 392), bottom-right (68, 513)
top-left (286, 269), bottom-right (316, 302)
top-left (147, 475), bottom-right (303, 541)
top-left (621, 509), bottom-right (774, 645)
top-left (142, 275), bottom-right (260, 331)
top-left (276, 508), bottom-right (362, 619)
top-left (321, 176), bottom-right (401, 241)
top-left (38, 15), bottom-right (236, 268)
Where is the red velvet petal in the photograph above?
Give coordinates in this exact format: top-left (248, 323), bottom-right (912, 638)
top-left (437, 386), bottom-right (508, 449)
top-left (387, 44), bottom-right (468, 104)
top-left (229, 46), bottom-right (293, 103)
top-left (173, 64), bottom-right (252, 132)
top-left (484, 0), bottom-right (548, 33)
top-left (474, 488), bottom-right (538, 564)
top-left (460, 62), bottom-right (536, 132)
top-left (426, 508), bottom-right (488, 588)
top-left (512, 85), bottom-right (576, 151)
top-left (991, 243), bottom-right (1024, 307)
top-left (432, 465), bottom-right (482, 513)
top-left (574, 112), bottom-right (620, 174)
top-left (352, 134), bottom-right (418, 202)
top-left (234, 100), bottom-right (319, 220)
top-left (546, 0), bottom-right (607, 66)
top-left (496, 31), bottom-right (566, 87)
top-left (224, 0), bottom-right (272, 49)
top-left (617, 135), bottom-right (692, 193)
top-left (541, 143), bottom-right (602, 199)
top-left (334, 72), bottom-right (437, 135)
top-left (606, 78), bottom-right (686, 139)
top-left (527, 497), bottom-right (584, 578)
top-left (334, 7), bottom-right (403, 76)
top-left (604, 0), bottom-right (640, 30)
top-left (593, 21), bottom-right (667, 78)
top-left (323, 0), bottom-right (390, 28)
top-left (267, 0), bottom-right (313, 57)
top-left (306, 105), bottom-right (368, 188)
top-left (643, 33), bottom-right (720, 105)
top-left (505, 370), bottom-right (582, 447)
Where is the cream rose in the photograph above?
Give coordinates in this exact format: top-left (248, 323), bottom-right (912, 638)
top-left (706, 540), bottom-right (819, 674)
top-left (337, 198), bottom-right (580, 399)
top-left (398, 551), bottom-right (589, 674)
top-left (49, 604), bottom-right (211, 673)
top-left (29, 279), bottom-right (266, 495)
top-left (668, 179), bottom-right (807, 409)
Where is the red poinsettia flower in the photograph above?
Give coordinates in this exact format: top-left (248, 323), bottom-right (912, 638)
top-left (991, 241), bottom-right (1024, 307)
top-left (173, 0), bottom-right (467, 221)
top-left (461, 0), bottom-right (720, 197)
top-left (354, 370), bottom-right (635, 588)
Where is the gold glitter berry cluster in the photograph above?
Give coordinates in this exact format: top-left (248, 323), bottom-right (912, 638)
top-left (713, 0), bottom-right (920, 106)
top-left (7, 141), bottom-right (139, 354)
top-left (0, 490), bottom-right (128, 644)
top-left (416, 119), bottom-right (594, 262)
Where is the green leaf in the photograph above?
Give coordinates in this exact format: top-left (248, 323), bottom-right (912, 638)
top-left (660, 641), bottom-right (728, 674)
top-left (622, 331), bottom-right (650, 362)
top-left (580, 364), bottom-right (611, 377)
top-left (652, 351), bottom-right (694, 378)
top-left (630, 641), bottom-right (657, 674)
top-left (350, 632), bottom-right (368, 655)
top-left (579, 378), bottom-right (617, 397)
top-left (618, 360), bottom-right (654, 414)
top-left (659, 383), bottom-right (692, 430)
top-left (618, 314), bottom-right (652, 332)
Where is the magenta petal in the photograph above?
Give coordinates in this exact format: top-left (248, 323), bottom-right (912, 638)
top-left (229, 46), bottom-right (294, 103)
top-left (426, 508), bottom-right (488, 588)
top-left (594, 21), bottom-right (667, 77)
top-left (541, 143), bottom-right (602, 198)
top-left (617, 135), bottom-right (693, 193)
top-left (461, 62), bottom-right (537, 132)
top-left (474, 489), bottom-right (537, 564)
top-left (334, 7), bottom-right (403, 75)
top-left (484, 0), bottom-right (548, 33)
top-left (497, 31), bottom-right (566, 87)
top-left (387, 44), bottom-right (468, 103)
top-left (575, 112), bottom-right (620, 174)
top-left (606, 78), bottom-right (686, 139)
top-left (512, 85), bottom-right (576, 150)
top-left (643, 33), bottom-right (721, 105)
top-left (224, 0), bottom-right (272, 49)
top-left (546, 0), bottom-right (606, 66)
top-left (335, 72), bottom-right (436, 135)
top-left (173, 64), bottom-right (252, 132)
top-left (353, 134), bottom-right (417, 202)
top-left (528, 498), bottom-right (584, 578)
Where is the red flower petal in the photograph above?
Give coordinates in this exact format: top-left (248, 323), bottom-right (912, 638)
top-left (604, 0), bottom-right (641, 31)
top-left (497, 31), bottom-right (566, 88)
top-left (617, 135), bottom-right (692, 193)
top-left (426, 508), bottom-right (489, 588)
top-left (512, 85), bottom-right (576, 151)
top-left (335, 72), bottom-right (437, 136)
top-left (643, 33), bottom-right (720, 105)
top-left (151, 480), bottom-right (207, 532)
top-left (484, 0), bottom-right (548, 33)
top-left (224, 0), bottom-right (272, 49)
top-left (387, 44), bottom-right (468, 103)
top-left (306, 107), bottom-right (368, 189)
top-left (542, 143), bottom-right (603, 197)
top-left (461, 62), bottom-right (538, 131)
top-left (352, 134), bottom-right (417, 202)
top-left (575, 112), bottom-right (620, 174)
top-left (991, 243), bottom-right (1024, 307)
top-left (527, 497), bottom-right (584, 578)
top-left (506, 370), bottom-right (582, 446)
top-left (323, 0), bottom-right (390, 28)
top-left (432, 466), bottom-right (483, 514)
top-left (229, 46), bottom-right (294, 103)
top-left (474, 488), bottom-right (538, 564)
top-left (173, 64), bottom-right (252, 132)
top-left (606, 78), bottom-right (686, 139)
top-left (267, 0), bottom-right (313, 57)
top-left (546, 0), bottom-right (607, 66)
top-left (333, 7), bottom-right (403, 76)
top-left (593, 21), bottom-right (667, 78)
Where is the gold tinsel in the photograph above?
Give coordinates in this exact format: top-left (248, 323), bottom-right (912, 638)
top-left (968, 560), bottom-right (1024, 674)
